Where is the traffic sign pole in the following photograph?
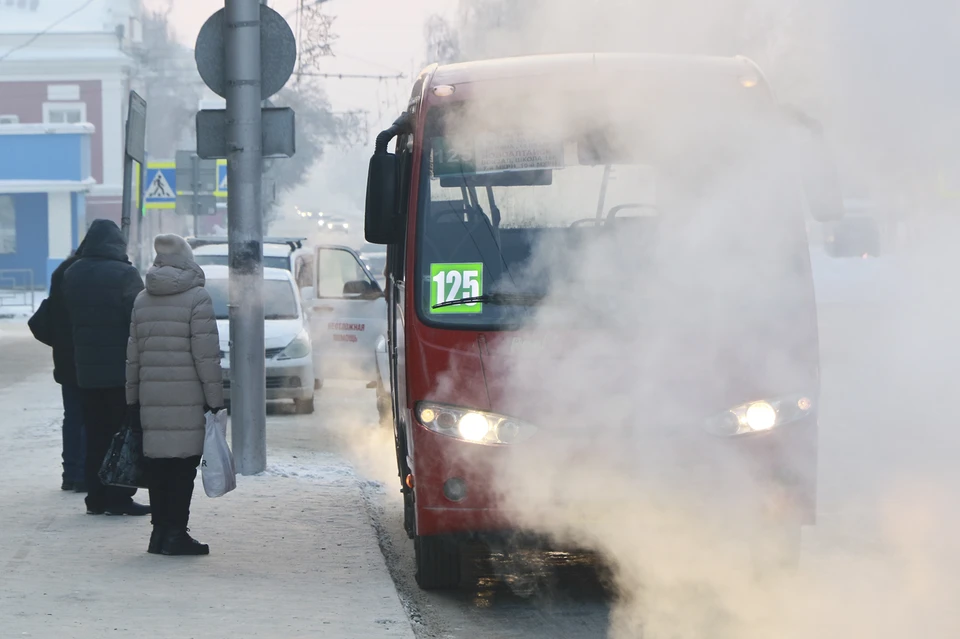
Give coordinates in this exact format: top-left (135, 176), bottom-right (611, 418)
top-left (120, 91), bottom-right (147, 246)
top-left (225, 0), bottom-right (266, 475)
top-left (196, 0), bottom-right (296, 475)
top-left (137, 158), bottom-right (146, 271)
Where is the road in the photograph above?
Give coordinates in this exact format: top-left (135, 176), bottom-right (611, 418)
top-left (4, 258), bottom-right (958, 638)
top-left (292, 286), bottom-right (960, 638)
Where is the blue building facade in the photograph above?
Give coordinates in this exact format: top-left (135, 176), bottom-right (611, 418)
top-left (0, 124), bottom-right (94, 289)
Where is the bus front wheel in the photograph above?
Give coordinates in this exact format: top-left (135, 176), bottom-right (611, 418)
top-left (414, 535), bottom-right (461, 590)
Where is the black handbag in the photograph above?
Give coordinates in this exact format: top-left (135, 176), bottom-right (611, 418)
top-left (98, 406), bottom-right (149, 489)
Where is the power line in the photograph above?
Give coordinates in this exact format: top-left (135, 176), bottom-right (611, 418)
top-left (0, 0), bottom-right (98, 64)
top-left (334, 52), bottom-right (405, 75)
top-left (296, 71), bottom-right (406, 81)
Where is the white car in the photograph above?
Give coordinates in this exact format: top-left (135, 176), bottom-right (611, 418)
top-left (358, 242), bottom-right (387, 286)
top-left (299, 245), bottom-right (387, 385)
top-left (202, 265), bottom-right (317, 414)
top-left (191, 237), bottom-right (312, 283)
top-left (320, 217), bottom-right (350, 234)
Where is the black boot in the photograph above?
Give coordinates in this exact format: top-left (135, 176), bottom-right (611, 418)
top-left (148, 526), bottom-right (166, 554)
top-left (61, 479), bottom-right (74, 491)
top-left (160, 529), bottom-right (209, 556)
top-left (105, 501), bottom-right (151, 516)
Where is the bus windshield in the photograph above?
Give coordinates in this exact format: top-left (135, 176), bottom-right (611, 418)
top-left (415, 97), bottom-right (810, 328)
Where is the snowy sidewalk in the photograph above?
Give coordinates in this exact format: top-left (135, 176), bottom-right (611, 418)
top-left (0, 370), bottom-right (413, 639)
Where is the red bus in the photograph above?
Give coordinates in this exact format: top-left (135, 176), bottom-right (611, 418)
top-left (365, 53), bottom-right (845, 589)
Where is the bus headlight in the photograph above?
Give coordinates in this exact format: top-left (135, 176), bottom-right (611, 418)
top-left (416, 402), bottom-right (536, 445)
top-left (704, 395), bottom-right (814, 437)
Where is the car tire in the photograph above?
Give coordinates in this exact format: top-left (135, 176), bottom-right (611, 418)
top-left (294, 397), bottom-right (315, 415)
top-left (414, 534), bottom-right (461, 590)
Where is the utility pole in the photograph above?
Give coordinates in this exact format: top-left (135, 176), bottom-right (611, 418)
top-left (195, 0), bottom-right (296, 475)
top-left (226, 0), bottom-right (266, 474)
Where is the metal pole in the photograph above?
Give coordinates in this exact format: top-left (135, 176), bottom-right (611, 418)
top-left (138, 160), bottom-right (146, 270)
top-left (225, 0), bottom-right (266, 474)
top-left (192, 154), bottom-right (201, 237)
top-left (120, 155), bottom-right (133, 244)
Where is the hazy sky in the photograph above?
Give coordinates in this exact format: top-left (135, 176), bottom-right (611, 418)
top-left (151, 0), bottom-right (455, 121)
top-left (145, 0), bottom-right (456, 217)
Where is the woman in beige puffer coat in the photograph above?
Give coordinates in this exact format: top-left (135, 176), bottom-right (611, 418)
top-left (126, 234), bottom-right (224, 556)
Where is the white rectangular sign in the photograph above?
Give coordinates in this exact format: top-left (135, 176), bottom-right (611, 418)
top-left (474, 132), bottom-right (564, 173)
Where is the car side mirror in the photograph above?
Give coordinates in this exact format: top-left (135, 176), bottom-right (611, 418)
top-left (343, 280), bottom-right (383, 300)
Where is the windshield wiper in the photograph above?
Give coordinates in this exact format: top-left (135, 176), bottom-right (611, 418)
top-left (432, 292), bottom-right (545, 310)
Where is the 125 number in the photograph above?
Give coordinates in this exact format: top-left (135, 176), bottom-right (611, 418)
top-left (433, 269), bottom-right (481, 305)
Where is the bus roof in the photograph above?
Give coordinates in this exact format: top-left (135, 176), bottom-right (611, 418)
top-left (428, 53), bottom-right (764, 89)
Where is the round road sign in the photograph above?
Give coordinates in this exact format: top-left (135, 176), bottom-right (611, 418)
top-left (195, 4), bottom-right (297, 101)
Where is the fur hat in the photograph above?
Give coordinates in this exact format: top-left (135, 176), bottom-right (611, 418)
top-left (153, 234), bottom-right (194, 262)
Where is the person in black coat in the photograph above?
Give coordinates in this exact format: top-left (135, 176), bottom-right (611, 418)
top-left (63, 219), bottom-right (150, 516)
top-left (28, 239), bottom-right (88, 492)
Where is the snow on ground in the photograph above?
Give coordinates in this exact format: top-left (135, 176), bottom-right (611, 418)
top-left (0, 367), bottom-right (414, 639)
top-left (0, 288), bottom-right (44, 319)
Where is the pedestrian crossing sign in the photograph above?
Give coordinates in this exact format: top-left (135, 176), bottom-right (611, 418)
top-left (144, 162), bottom-right (177, 209)
top-left (214, 159), bottom-right (228, 197)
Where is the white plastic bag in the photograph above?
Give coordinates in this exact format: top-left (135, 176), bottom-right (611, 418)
top-left (201, 409), bottom-right (236, 498)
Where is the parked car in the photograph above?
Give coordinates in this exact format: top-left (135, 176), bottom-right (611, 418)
top-left (202, 264), bottom-right (317, 414)
top-left (189, 236), bottom-right (311, 281)
top-left (358, 242), bottom-right (387, 285)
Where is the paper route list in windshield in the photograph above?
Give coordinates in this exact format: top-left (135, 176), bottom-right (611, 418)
top-left (474, 133), bottom-right (565, 173)
top-left (435, 132), bottom-right (566, 176)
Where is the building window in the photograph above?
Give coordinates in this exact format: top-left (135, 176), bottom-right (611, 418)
top-left (43, 102), bottom-right (86, 124)
top-left (0, 114), bottom-right (18, 124)
top-left (0, 196), bottom-right (15, 255)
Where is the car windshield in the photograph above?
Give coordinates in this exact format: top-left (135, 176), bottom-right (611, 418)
top-left (195, 254), bottom-right (290, 271)
top-left (206, 279), bottom-right (299, 320)
top-left (416, 90), bottom-right (811, 328)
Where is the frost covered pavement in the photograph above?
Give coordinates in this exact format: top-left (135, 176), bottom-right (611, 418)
top-left (0, 326), bottom-right (413, 639)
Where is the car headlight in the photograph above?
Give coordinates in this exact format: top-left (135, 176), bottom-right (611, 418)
top-left (277, 331), bottom-right (311, 360)
top-left (703, 394), bottom-right (814, 437)
top-left (416, 402), bottom-right (536, 445)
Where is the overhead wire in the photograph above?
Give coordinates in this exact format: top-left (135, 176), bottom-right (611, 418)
top-left (0, 0), bottom-right (98, 64)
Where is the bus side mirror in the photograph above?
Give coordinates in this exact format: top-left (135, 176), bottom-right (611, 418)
top-left (365, 153), bottom-right (403, 244)
top-left (785, 107), bottom-right (845, 223)
top-left (803, 152), bottom-right (846, 223)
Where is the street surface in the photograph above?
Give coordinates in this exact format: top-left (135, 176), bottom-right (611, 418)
top-left (3, 254), bottom-right (960, 638)
top-left (0, 331), bottom-right (412, 639)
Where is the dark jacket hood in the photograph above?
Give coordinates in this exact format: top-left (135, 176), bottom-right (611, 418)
top-left (80, 219), bottom-right (128, 262)
top-left (71, 236), bottom-right (88, 259)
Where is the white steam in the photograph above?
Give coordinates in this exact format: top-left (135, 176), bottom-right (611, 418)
top-left (413, 1), bottom-right (960, 638)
